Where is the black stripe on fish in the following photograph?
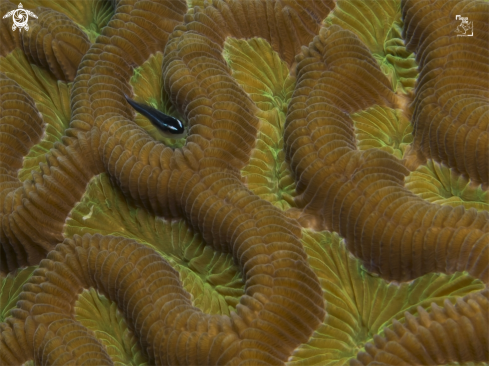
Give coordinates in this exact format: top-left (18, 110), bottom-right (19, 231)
top-left (125, 95), bottom-right (185, 135)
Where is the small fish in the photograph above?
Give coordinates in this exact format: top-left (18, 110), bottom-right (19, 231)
top-left (124, 95), bottom-right (185, 137)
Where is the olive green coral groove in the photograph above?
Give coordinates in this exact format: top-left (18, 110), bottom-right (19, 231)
top-left (288, 230), bottom-right (487, 365)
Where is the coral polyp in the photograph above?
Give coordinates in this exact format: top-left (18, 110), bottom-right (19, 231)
top-left (0, 0), bottom-right (487, 365)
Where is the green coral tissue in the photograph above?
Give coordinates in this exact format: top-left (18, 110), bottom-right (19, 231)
top-left (0, 0), bottom-right (487, 365)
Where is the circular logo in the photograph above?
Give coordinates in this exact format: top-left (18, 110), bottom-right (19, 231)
top-left (12, 7), bottom-right (29, 31)
top-left (2, 3), bottom-right (37, 32)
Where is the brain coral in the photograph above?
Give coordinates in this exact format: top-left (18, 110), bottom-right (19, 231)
top-left (0, 0), bottom-right (488, 365)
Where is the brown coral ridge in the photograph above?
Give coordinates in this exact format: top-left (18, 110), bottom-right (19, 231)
top-left (0, 73), bottom-right (44, 271)
top-left (352, 289), bottom-right (489, 365)
top-left (20, 7), bottom-right (91, 82)
top-left (284, 25), bottom-right (489, 283)
top-left (402, 0), bottom-right (489, 187)
top-left (0, 129), bottom-right (98, 272)
top-left (0, 52), bottom-right (99, 273)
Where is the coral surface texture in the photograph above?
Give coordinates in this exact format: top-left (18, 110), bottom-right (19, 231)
top-left (0, 0), bottom-right (488, 365)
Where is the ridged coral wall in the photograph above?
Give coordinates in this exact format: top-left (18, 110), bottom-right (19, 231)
top-left (0, 0), bottom-right (487, 365)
